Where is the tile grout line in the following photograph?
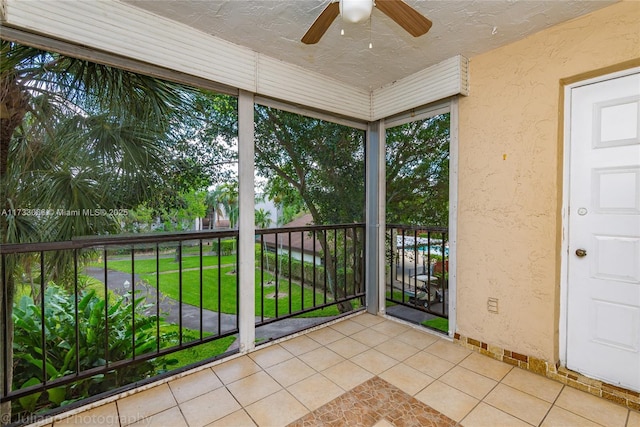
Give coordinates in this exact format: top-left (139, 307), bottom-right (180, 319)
top-left (455, 351), bottom-right (495, 427)
top-left (537, 383), bottom-right (566, 427)
top-left (222, 359), bottom-right (267, 427)
top-left (170, 387), bottom-right (191, 427)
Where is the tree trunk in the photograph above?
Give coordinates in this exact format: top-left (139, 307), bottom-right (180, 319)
top-left (318, 230), bottom-right (352, 313)
top-left (1, 71), bottom-right (30, 425)
top-left (1, 74), bottom-right (29, 176)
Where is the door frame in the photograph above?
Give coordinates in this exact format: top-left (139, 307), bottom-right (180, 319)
top-left (559, 66), bottom-right (640, 367)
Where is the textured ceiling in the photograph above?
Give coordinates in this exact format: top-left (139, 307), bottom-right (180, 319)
top-left (124, 0), bottom-right (617, 91)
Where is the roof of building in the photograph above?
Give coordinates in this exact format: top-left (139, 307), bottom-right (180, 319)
top-left (261, 213), bottom-right (322, 255)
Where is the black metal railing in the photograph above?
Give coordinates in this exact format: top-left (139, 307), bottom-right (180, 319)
top-left (0, 223), bottom-right (368, 423)
top-left (255, 224), bottom-right (366, 331)
top-left (1, 230), bottom-right (239, 423)
top-left (385, 224), bottom-right (449, 319)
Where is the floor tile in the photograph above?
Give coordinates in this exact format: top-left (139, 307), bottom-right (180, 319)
top-left (168, 368), bottom-right (222, 403)
top-left (206, 409), bottom-right (257, 427)
top-left (179, 387), bottom-right (241, 427)
top-left (117, 384), bottom-right (177, 425)
top-left (484, 383), bottom-right (551, 426)
top-left (378, 363), bottom-right (435, 396)
top-left (404, 350), bottom-right (455, 378)
top-left (540, 406), bottom-right (601, 427)
top-left (351, 328), bottom-right (392, 347)
top-left (266, 357), bottom-right (316, 387)
top-left (350, 349), bottom-right (398, 375)
top-left (501, 367), bottom-right (563, 403)
top-left (375, 338), bottom-right (420, 361)
top-left (439, 365), bottom-right (498, 399)
top-left (326, 336), bottom-right (370, 358)
top-left (245, 389), bottom-right (309, 427)
top-left (46, 320), bottom-right (640, 427)
top-left (351, 313), bottom-right (386, 327)
top-left (287, 373), bottom-right (345, 411)
top-left (298, 346), bottom-right (345, 371)
top-left (128, 407), bottom-right (188, 427)
top-left (414, 380), bottom-right (479, 422)
top-left (555, 386), bottom-right (628, 427)
top-left (249, 344), bottom-right (293, 369)
top-left (212, 356), bottom-right (262, 384)
top-left (371, 319), bottom-right (411, 336)
top-left (329, 319), bottom-right (367, 336)
top-left (462, 402), bottom-right (531, 427)
top-left (227, 370), bottom-right (283, 407)
top-left (395, 328), bottom-right (440, 349)
top-left (424, 339), bottom-right (472, 364)
top-left (321, 359), bottom-right (375, 391)
top-left (54, 403), bottom-right (119, 426)
top-left (306, 326), bottom-right (345, 345)
top-left (279, 335), bottom-right (321, 356)
top-left (459, 351), bottom-right (513, 381)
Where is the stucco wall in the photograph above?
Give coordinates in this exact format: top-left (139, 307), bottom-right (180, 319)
top-left (456, 0), bottom-right (640, 362)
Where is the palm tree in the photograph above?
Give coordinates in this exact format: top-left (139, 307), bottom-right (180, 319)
top-left (206, 186), bottom-right (226, 229)
top-left (0, 40), bottom-right (191, 423)
top-left (217, 182), bottom-right (239, 228)
top-left (254, 208), bottom-right (272, 229)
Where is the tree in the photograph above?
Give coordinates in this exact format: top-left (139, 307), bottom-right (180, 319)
top-left (254, 105), bottom-right (366, 312)
top-left (157, 189), bottom-right (208, 232)
top-left (206, 182), bottom-right (240, 229)
top-left (255, 208), bottom-right (272, 229)
top-left (0, 41), bottom-right (235, 423)
top-left (216, 182), bottom-right (239, 228)
top-left (385, 114), bottom-right (450, 226)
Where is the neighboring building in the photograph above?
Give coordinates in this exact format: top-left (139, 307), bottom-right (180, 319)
top-left (261, 213), bottom-right (323, 265)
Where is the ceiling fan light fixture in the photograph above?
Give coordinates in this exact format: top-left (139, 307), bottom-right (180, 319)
top-left (339, 0), bottom-right (373, 24)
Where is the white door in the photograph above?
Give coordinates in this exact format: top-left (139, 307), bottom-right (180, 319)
top-left (566, 71), bottom-right (640, 392)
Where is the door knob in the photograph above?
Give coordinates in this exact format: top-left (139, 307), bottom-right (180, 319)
top-left (575, 249), bottom-right (587, 257)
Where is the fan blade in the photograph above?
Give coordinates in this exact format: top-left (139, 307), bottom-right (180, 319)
top-left (302, 2), bottom-right (340, 44)
top-left (375, 0), bottom-right (432, 37)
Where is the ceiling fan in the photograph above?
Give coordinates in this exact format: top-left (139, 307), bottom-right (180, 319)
top-left (301, 0), bottom-right (432, 45)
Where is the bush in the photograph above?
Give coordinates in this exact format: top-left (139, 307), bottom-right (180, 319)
top-left (258, 251), bottom-right (359, 293)
top-left (206, 239), bottom-right (236, 256)
top-left (12, 285), bottom-right (166, 415)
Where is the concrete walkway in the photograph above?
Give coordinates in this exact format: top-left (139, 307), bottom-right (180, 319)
top-left (84, 267), bottom-right (336, 347)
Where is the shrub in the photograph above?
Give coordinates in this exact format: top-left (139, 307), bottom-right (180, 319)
top-left (258, 251), bottom-right (359, 294)
top-left (12, 285), bottom-right (165, 415)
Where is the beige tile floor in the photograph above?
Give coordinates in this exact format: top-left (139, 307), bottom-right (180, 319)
top-left (46, 313), bottom-right (639, 427)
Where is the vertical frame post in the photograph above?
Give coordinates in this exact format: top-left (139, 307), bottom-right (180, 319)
top-left (238, 89), bottom-right (255, 353)
top-left (447, 98), bottom-right (459, 337)
top-left (365, 120), bottom-right (385, 314)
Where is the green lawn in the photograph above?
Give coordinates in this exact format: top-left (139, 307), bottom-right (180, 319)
top-left (94, 254), bottom-right (237, 274)
top-left (385, 289), bottom-right (406, 307)
top-left (155, 324), bottom-right (236, 368)
top-left (89, 245), bottom-right (356, 319)
top-left (421, 316), bottom-right (448, 333)
top-left (140, 266), bottom-right (343, 318)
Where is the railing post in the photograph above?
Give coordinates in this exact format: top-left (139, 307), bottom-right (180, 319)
top-left (366, 120), bottom-right (385, 314)
top-left (238, 89), bottom-right (256, 353)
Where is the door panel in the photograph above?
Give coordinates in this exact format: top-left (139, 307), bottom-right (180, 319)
top-left (566, 72), bottom-right (640, 392)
